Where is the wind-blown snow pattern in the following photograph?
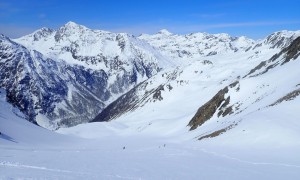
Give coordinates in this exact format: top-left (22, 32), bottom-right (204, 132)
top-left (1, 22), bottom-right (300, 179)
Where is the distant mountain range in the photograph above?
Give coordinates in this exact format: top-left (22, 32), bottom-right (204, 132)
top-left (1, 21), bottom-right (300, 135)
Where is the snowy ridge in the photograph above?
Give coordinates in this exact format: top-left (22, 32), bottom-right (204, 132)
top-left (14, 21), bottom-right (174, 71)
top-left (139, 30), bottom-right (256, 60)
top-left (139, 29), bottom-right (300, 61)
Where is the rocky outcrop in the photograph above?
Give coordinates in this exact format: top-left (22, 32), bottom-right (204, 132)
top-left (188, 80), bottom-right (240, 131)
top-left (188, 87), bottom-right (229, 130)
top-left (198, 124), bottom-right (236, 140)
top-left (270, 89), bottom-right (300, 106)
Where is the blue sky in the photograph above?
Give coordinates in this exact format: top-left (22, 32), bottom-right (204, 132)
top-left (0, 0), bottom-right (300, 39)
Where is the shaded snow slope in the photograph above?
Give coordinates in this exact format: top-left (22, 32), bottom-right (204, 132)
top-left (0, 89), bottom-right (72, 145)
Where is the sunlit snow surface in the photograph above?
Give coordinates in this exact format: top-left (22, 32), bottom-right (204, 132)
top-left (1, 52), bottom-right (300, 179)
top-left (1, 25), bottom-right (300, 179)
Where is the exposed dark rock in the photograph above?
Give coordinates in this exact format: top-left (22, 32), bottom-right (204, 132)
top-left (217, 97), bottom-right (233, 117)
top-left (116, 34), bottom-right (126, 51)
top-left (207, 51), bottom-right (217, 56)
top-left (244, 61), bottom-right (266, 77)
top-left (166, 84), bottom-right (173, 91)
top-left (221, 106), bottom-right (233, 117)
top-left (198, 128), bottom-right (226, 140)
top-left (269, 89), bottom-right (300, 106)
top-left (188, 87), bottom-right (229, 131)
top-left (198, 124), bottom-right (236, 140)
top-left (229, 81), bottom-right (239, 88)
top-left (283, 36), bottom-right (300, 64)
top-left (202, 60), bottom-right (213, 65)
top-left (153, 85), bottom-right (164, 101)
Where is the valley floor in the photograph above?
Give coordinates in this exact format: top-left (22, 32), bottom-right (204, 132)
top-left (1, 123), bottom-right (300, 180)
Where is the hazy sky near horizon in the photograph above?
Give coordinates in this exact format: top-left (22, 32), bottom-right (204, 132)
top-left (0, 0), bottom-right (300, 39)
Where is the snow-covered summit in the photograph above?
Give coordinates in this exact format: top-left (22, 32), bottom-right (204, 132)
top-left (14, 21), bottom-right (173, 70)
top-left (157, 29), bottom-right (173, 36)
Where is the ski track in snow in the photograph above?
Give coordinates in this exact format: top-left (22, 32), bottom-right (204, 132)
top-left (105, 174), bottom-right (142, 180)
top-left (0, 161), bottom-right (143, 179)
top-left (0, 161), bottom-right (77, 173)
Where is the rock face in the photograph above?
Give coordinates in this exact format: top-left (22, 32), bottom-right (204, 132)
top-left (270, 89), bottom-right (300, 106)
top-left (188, 87), bottom-right (229, 131)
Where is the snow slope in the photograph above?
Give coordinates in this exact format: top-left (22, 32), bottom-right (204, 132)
top-left (0, 85), bottom-right (300, 179)
top-left (1, 87), bottom-right (300, 180)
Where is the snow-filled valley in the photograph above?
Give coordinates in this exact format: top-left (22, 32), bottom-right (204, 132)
top-left (1, 22), bottom-right (300, 179)
top-left (1, 87), bottom-right (300, 179)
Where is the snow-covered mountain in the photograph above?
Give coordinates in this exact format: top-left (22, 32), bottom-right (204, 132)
top-left (1, 21), bottom-right (300, 131)
top-left (93, 31), bottom-right (300, 122)
top-left (139, 29), bottom-right (300, 60)
top-left (14, 21), bottom-right (173, 71)
top-left (90, 33), bottom-right (300, 153)
top-left (1, 22), bottom-right (300, 179)
top-left (139, 30), bottom-right (254, 59)
top-left (0, 22), bottom-right (174, 129)
top-left (0, 34), bottom-right (109, 129)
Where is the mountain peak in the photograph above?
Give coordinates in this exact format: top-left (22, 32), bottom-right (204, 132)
top-left (60, 21), bottom-right (88, 31)
top-left (32, 27), bottom-right (55, 41)
top-left (54, 21), bottom-right (88, 41)
top-left (64, 21), bottom-right (81, 27)
top-left (158, 29), bottom-right (172, 36)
